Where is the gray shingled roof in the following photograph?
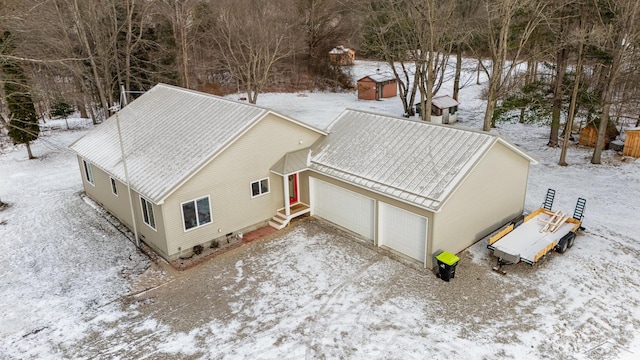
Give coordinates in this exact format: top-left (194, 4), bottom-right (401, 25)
top-left (70, 84), bottom-right (322, 204)
top-left (310, 110), bottom-right (534, 212)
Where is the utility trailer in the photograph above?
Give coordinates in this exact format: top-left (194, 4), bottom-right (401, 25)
top-left (487, 189), bottom-right (586, 274)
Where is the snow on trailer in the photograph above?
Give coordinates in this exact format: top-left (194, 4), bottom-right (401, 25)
top-left (487, 189), bottom-right (586, 274)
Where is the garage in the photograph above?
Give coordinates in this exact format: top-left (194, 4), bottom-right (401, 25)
top-left (310, 177), bottom-right (375, 240)
top-left (379, 202), bottom-right (428, 263)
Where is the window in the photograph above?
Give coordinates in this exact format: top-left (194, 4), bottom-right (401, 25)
top-left (110, 177), bottom-right (118, 196)
top-left (251, 178), bottom-right (270, 198)
top-left (450, 105), bottom-right (457, 115)
top-left (83, 160), bottom-right (94, 185)
top-left (140, 197), bottom-right (156, 230)
top-left (181, 196), bottom-right (212, 231)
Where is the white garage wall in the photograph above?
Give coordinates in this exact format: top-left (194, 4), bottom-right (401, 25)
top-left (432, 142), bottom-right (529, 262)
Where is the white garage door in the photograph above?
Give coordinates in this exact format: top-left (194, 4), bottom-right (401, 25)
top-left (310, 177), bottom-right (375, 240)
top-left (379, 202), bottom-right (427, 263)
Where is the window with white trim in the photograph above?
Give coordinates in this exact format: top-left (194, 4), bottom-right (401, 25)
top-left (83, 160), bottom-right (94, 185)
top-left (110, 177), bottom-right (118, 196)
top-left (251, 178), bottom-right (270, 198)
top-left (181, 196), bottom-right (212, 231)
top-left (140, 197), bottom-right (156, 229)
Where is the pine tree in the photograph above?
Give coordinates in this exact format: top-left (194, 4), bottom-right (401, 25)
top-left (0, 31), bottom-right (39, 159)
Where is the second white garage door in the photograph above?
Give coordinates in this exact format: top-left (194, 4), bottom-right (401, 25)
top-left (310, 177), bottom-right (375, 240)
top-left (379, 202), bottom-right (428, 263)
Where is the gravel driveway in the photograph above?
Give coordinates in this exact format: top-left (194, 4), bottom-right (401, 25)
top-left (65, 218), bottom-right (638, 359)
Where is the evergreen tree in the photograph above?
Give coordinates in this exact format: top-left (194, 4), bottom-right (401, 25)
top-left (0, 31), bottom-right (39, 159)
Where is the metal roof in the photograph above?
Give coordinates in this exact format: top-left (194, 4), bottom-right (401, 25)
top-left (270, 148), bottom-right (311, 176)
top-left (358, 73), bottom-right (396, 83)
top-left (310, 109), bottom-right (533, 212)
top-left (431, 95), bottom-right (459, 109)
top-left (69, 84), bottom-right (323, 204)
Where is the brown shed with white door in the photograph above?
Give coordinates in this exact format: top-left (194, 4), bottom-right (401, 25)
top-left (357, 74), bottom-right (397, 100)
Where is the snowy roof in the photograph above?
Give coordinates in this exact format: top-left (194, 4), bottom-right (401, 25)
top-left (431, 95), bottom-right (459, 109)
top-left (329, 46), bottom-right (353, 54)
top-left (358, 73), bottom-right (396, 83)
top-left (310, 110), bottom-right (535, 212)
top-left (270, 148), bottom-right (311, 176)
top-left (70, 84), bottom-right (323, 204)
top-left (625, 127), bottom-right (640, 132)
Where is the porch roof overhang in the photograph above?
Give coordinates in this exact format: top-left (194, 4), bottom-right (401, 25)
top-left (270, 148), bottom-right (311, 176)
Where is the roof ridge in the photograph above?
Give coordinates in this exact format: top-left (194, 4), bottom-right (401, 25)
top-left (339, 108), bottom-right (493, 135)
top-left (155, 83), bottom-right (273, 112)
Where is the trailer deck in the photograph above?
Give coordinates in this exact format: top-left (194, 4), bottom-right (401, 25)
top-left (487, 190), bottom-right (586, 273)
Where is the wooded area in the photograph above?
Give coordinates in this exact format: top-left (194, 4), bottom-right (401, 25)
top-left (1, 0), bottom-right (640, 165)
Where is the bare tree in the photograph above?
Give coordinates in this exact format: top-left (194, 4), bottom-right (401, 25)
top-left (559, 8), bottom-right (588, 166)
top-left (359, 0), bottom-right (457, 119)
top-left (548, 2), bottom-right (573, 147)
top-left (452, 0), bottom-right (482, 101)
top-left (475, 0), bottom-right (547, 131)
top-left (63, 0), bottom-right (111, 120)
top-left (590, 0), bottom-right (640, 164)
top-left (413, 0), bottom-right (457, 122)
top-left (211, 0), bottom-right (293, 104)
top-left (359, 0), bottom-right (419, 116)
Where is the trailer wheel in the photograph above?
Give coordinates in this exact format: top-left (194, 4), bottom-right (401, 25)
top-left (556, 239), bottom-right (568, 254)
top-left (567, 233), bottom-right (576, 248)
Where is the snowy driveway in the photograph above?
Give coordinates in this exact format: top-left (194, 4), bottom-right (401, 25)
top-left (55, 217), bottom-right (640, 359)
top-left (2, 119), bottom-right (640, 358)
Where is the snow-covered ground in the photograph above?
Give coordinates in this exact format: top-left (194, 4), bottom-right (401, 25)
top-left (1, 59), bottom-right (639, 359)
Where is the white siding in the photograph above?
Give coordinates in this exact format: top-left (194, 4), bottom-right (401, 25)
top-left (379, 202), bottom-right (427, 263)
top-left (432, 142), bottom-right (529, 262)
top-left (310, 177), bottom-right (375, 240)
top-left (162, 114), bottom-right (323, 256)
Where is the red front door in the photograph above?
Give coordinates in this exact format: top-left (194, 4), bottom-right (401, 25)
top-left (288, 174), bottom-right (298, 204)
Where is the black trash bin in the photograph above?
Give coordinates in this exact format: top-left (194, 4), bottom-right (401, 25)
top-left (435, 251), bottom-right (460, 282)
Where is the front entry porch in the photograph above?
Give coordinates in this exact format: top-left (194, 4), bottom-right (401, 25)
top-left (269, 148), bottom-right (312, 230)
top-left (268, 202), bottom-right (311, 230)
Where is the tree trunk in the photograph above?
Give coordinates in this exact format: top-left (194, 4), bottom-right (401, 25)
top-left (483, 60), bottom-right (501, 131)
top-left (484, 92), bottom-right (497, 131)
top-left (77, 98), bottom-right (88, 119)
top-left (559, 40), bottom-right (584, 166)
top-left (549, 47), bottom-right (567, 147)
top-left (70, 0), bottom-right (109, 122)
top-left (453, 47), bottom-right (462, 101)
top-left (592, 62), bottom-right (616, 164)
top-left (0, 113), bottom-right (7, 130)
top-left (25, 141), bottom-right (34, 159)
top-left (124, 0), bottom-right (134, 100)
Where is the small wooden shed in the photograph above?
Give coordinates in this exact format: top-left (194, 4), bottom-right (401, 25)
top-left (357, 74), bottom-right (397, 100)
top-left (416, 95), bottom-right (459, 124)
top-left (328, 46), bottom-right (355, 66)
top-left (622, 127), bottom-right (640, 157)
top-left (578, 123), bottom-right (619, 149)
